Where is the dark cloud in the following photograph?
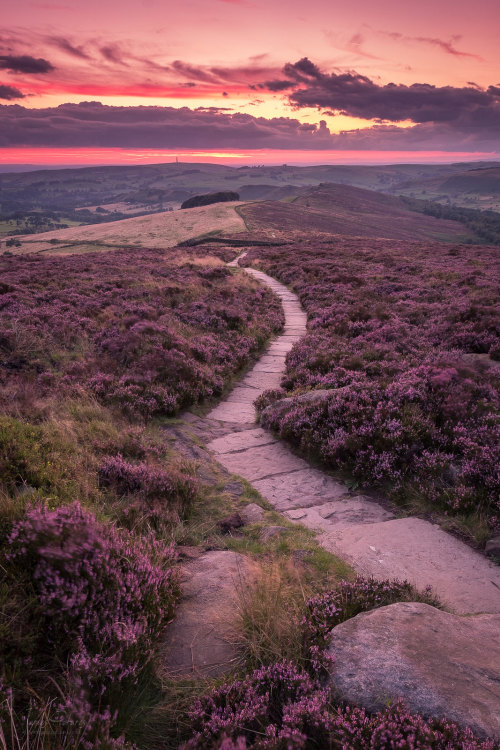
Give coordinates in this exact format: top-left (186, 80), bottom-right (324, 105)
top-left (0, 55), bottom-right (54, 74)
top-left (261, 79), bottom-right (296, 92)
top-left (0, 100), bottom-right (498, 153)
top-left (285, 58), bottom-right (500, 126)
top-left (0, 101), bottom-right (335, 150)
top-left (100, 44), bottom-right (129, 66)
top-left (0, 85), bottom-right (24, 100)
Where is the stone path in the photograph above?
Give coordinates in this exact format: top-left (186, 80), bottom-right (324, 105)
top-left (203, 256), bottom-right (500, 615)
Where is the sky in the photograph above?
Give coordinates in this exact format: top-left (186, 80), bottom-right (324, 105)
top-left (1, 0), bottom-right (500, 165)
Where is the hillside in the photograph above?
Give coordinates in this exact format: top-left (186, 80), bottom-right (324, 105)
top-left (394, 166), bottom-right (500, 211)
top-left (2, 160), bottom-right (498, 216)
top-left (239, 183), bottom-right (476, 242)
top-left (3, 201), bottom-right (246, 255)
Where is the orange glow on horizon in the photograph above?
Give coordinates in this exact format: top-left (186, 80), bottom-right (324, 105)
top-left (1, 147), bottom-right (498, 168)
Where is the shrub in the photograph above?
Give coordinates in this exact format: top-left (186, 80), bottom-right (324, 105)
top-left (184, 661), bottom-right (332, 749)
top-left (330, 700), bottom-right (497, 750)
top-left (0, 247), bottom-right (284, 420)
top-left (7, 502), bottom-right (179, 695)
top-left (98, 453), bottom-right (197, 523)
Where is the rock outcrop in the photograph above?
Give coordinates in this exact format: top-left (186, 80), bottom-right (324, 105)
top-left (328, 601), bottom-right (500, 740)
top-left (159, 550), bottom-right (253, 678)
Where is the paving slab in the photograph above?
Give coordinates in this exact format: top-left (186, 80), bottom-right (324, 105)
top-left (253, 467), bottom-right (350, 512)
top-left (225, 386), bottom-right (262, 404)
top-left (207, 401), bottom-right (256, 423)
top-left (240, 371), bottom-right (283, 390)
top-left (208, 427), bottom-right (278, 454)
top-left (215, 442), bottom-right (310, 482)
top-left (252, 360), bottom-right (288, 373)
top-left (284, 495), bottom-right (395, 531)
top-left (321, 516), bottom-right (500, 614)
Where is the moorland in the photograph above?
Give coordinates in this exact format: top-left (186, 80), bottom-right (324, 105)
top-left (0, 161), bottom-right (499, 750)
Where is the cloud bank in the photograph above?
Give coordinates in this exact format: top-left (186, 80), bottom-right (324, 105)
top-left (283, 58), bottom-right (500, 126)
top-left (0, 99), bottom-right (499, 153)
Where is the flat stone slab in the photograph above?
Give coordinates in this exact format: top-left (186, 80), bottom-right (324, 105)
top-left (252, 359), bottom-right (288, 373)
top-left (207, 427), bottom-right (278, 453)
top-left (253, 467), bottom-right (350, 512)
top-left (321, 516), bottom-right (500, 614)
top-left (215, 442), bottom-right (310, 482)
top-left (284, 495), bottom-right (394, 531)
top-left (159, 551), bottom-right (254, 678)
top-left (266, 341), bottom-right (295, 354)
top-left (241, 371), bottom-right (283, 391)
top-left (226, 386), bottom-right (262, 404)
top-left (208, 427), bottom-right (278, 454)
top-left (206, 401), bottom-right (256, 423)
top-left (328, 602), bottom-right (500, 740)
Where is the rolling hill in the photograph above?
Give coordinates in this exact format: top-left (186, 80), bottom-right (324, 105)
top-left (394, 166), bottom-right (500, 211)
top-left (3, 201), bottom-right (246, 255)
top-left (239, 183), bottom-right (476, 242)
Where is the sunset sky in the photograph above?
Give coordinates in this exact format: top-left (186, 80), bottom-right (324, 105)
top-left (1, 0), bottom-right (499, 165)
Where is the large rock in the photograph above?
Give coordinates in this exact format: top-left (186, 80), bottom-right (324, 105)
top-left (328, 602), bottom-right (500, 740)
top-left (159, 550), bottom-right (254, 679)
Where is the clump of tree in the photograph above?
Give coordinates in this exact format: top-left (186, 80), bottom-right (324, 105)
top-left (181, 191), bottom-right (240, 209)
top-left (402, 197), bottom-right (500, 245)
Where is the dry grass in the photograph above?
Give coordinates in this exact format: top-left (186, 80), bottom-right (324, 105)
top-left (5, 202), bottom-right (247, 256)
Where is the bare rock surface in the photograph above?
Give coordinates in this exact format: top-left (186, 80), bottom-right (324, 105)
top-left (260, 525), bottom-right (287, 541)
top-left (159, 551), bottom-right (253, 678)
top-left (284, 495), bottom-right (395, 531)
top-left (321, 517), bottom-right (500, 614)
top-left (328, 602), bottom-right (500, 740)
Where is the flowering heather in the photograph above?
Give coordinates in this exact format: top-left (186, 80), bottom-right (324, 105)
top-left (330, 699), bottom-right (497, 750)
top-left (184, 660), bottom-right (332, 750)
top-left (7, 502), bottom-right (179, 693)
top-left (0, 247), bottom-right (283, 417)
top-left (183, 661), bottom-right (495, 750)
top-left (247, 237), bottom-right (500, 526)
top-left (98, 453), bottom-right (197, 524)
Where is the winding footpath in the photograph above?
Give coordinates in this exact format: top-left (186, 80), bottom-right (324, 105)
top-left (205, 255), bottom-right (500, 615)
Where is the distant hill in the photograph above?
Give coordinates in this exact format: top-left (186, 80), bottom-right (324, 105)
top-left (239, 183), bottom-right (476, 243)
top-left (2, 160), bottom-right (498, 215)
top-left (393, 166), bottom-right (500, 211)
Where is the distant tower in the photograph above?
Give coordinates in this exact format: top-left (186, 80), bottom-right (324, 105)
top-left (176, 156), bottom-right (179, 164)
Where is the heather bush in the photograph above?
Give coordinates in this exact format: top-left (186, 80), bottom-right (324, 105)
top-left (330, 700), bottom-right (497, 749)
top-left (5, 502), bottom-right (179, 705)
top-left (184, 660), bottom-right (333, 750)
top-left (248, 237), bottom-right (500, 528)
top-left (0, 247), bottom-right (283, 419)
top-left (183, 666), bottom-right (496, 750)
top-left (98, 453), bottom-right (197, 525)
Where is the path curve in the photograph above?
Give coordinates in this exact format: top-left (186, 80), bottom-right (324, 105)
top-left (205, 255), bottom-right (500, 615)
